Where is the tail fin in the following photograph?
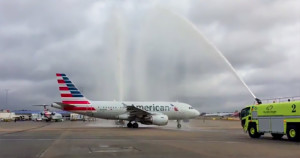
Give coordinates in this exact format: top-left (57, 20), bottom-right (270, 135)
top-left (56, 73), bottom-right (90, 105)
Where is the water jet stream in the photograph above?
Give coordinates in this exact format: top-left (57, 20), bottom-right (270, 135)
top-left (112, 11), bottom-right (126, 101)
top-left (165, 9), bottom-right (258, 100)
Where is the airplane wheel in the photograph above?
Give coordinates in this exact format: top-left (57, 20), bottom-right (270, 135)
top-left (127, 122), bottom-right (133, 128)
top-left (133, 123), bottom-right (139, 128)
top-left (177, 120), bottom-right (182, 129)
top-left (177, 124), bottom-right (182, 129)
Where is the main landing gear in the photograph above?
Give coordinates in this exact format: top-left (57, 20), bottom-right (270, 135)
top-left (127, 122), bottom-right (139, 128)
top-left (177, 120), bottom-right (182, 129)
top-left (127, 122), bottom-right (132, 128)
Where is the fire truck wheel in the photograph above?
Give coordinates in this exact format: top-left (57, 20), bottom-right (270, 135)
top-left (248, 124), bottom-right (261, 138)
top-left (271, 133), bottom-right (283, 140)
top-left (287, 125), bottom-right (299, 141)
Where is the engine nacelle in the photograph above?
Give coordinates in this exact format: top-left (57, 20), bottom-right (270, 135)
top-left (117, 113), bottom-right (129, 120)
top-left (141, 114), bottom-right (168, 126)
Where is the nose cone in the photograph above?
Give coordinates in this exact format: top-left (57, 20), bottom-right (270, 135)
top-left (194, 109), bottom-right (200, 117)
top-left (188, 109), bottom-right (200, 118)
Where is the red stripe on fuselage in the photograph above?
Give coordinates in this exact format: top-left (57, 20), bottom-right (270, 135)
top-left (63, 106), bottom-right (96, 111)
top-left (62, 101), bottom-right (90, 104)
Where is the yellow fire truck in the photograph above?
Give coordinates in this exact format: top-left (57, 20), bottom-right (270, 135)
top-left (240, 99), bottom-right (300, 141)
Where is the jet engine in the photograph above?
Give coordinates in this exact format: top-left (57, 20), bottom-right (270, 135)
top-left (117, 113), bottom-right (129, 120)
top-left (141, 114), bottom-right (168, 126)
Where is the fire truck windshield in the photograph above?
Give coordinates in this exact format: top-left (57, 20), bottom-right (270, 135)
top-left (240, 107), bottom-right (250, 118)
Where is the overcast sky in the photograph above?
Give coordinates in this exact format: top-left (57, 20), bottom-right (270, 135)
top-left (0, 0), bottom-right (299, 112)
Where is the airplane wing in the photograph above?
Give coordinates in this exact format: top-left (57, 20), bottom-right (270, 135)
top-left (122, 103), bottom-right (158, 120)
top-left (32, 104), bottom-right (50, 106)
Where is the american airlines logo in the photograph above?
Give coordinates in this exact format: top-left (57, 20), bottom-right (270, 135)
top-left (136, 105), bottom-right (171, 111)
top-left (171, 104), bottom-right (179, 111)
top-left (134, 104), bottom-right (179, 112)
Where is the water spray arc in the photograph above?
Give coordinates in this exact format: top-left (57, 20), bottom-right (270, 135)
top-left (165, 9), bottom-right (261, 104)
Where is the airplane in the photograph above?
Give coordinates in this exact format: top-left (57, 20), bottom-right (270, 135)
top-left (51, 73), bottom-right (200, 128)
top-left (33, 105), bottom-right (63, 122)
top-left (203, 111), bottom-right (239, 117)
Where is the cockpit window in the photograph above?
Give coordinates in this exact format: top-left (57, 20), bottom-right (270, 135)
top-left (188, 107), bottom-right (194, 109)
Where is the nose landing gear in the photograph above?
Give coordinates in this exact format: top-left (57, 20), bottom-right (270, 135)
top-left (177, 120), bottom-right (182, 129)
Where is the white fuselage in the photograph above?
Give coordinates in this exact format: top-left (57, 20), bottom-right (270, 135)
top-left (54, 101), bottom-right (199, 121)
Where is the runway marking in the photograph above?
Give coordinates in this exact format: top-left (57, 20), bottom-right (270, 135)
top-left (36, 145), bottom-right (51, 158)
top-left (0, 138), bottom-right (242, 144)
top-left (35, 127), bottom-right (68, 158)
top-left (89, 145), bottom-right (139, 153)
top-left (0, 123), bottom-right (51, 136)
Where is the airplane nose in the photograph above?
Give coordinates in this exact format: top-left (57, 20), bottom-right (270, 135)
top-left (194, 109), bottom-right (200, 117)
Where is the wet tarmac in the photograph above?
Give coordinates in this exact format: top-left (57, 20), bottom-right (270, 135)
top-left (0, 119), bottom-right (299, 158)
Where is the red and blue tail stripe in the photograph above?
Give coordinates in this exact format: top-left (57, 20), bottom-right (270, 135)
top-left (56, 73), bottom-right (66, 77)
top-left (60, 94), bottom-right (84, 97)
top-left (56, 73), bottom-right (91, 106)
